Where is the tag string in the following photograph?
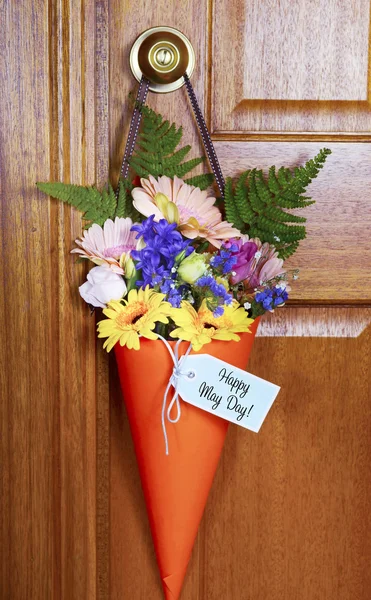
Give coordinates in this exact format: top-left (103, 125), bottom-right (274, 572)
top-left (156, 336), bottom-right (193, 456)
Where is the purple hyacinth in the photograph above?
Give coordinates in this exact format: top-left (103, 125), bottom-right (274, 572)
top-left (131, 216), bottom-right (192, 290)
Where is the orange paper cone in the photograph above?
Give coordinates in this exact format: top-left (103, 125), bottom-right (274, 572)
top-left (114, 318), bottom-right (260, 600)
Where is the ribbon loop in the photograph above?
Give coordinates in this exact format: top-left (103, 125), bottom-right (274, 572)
top-left (157, 336), bottom-right (192, 455)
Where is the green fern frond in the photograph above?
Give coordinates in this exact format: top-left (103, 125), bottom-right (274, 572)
top-left (184, 173), bottom-right (214, 190)
top-left (234, 171), bottom-right (256, 224)
top-left (114, 179), bottom-right (142, 222)
top-left (278, 242), bottom-right (300, 259)
top-left (164, 145), bottom-right (192, 168)
top-left (248, 172), bottom-right (266, 213)
top-left (130, 104), bottom-right (208, 180)
top-left (129, 154), bottom-right (160, 175)
top-left (224, 178), bottom-right (244, 230)
top-left (172, 157), bottom-right (205, 178)
top-left (126, 159), bottom-right (151, 178)
top-left (36, 181), bottom-right (117, 227)
top-left (264, 204), bottom-right (306, 223)
top-left (224, 148), bottom-right (331, 259)
top-left (115, 180), bottom-right (128, 218)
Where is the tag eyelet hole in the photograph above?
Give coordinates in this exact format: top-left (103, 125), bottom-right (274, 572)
top-left (187, 370), bottom-right (196, 380)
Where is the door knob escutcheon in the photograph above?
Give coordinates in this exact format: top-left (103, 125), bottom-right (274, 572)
top-left (130, 27), bottom-right (195, 93)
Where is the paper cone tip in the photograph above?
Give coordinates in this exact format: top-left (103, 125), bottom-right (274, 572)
top-left (163, 569), bottom-right (187, 600)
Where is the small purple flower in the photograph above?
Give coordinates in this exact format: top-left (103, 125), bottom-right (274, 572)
top-left (196, 274), bottom-right (233, 314)
top-left (160, 278), bottom-right (175, 294)
top-left (255, 286), bottom-right (288, 311)
top-left (213, 305), bottom-right (225, 318)
top-left (168, 288), bottom-right (183, 308)
top-left (131, 214), bottom-right (157, 240)
top-left (210, 243), bottom-right (238, 275)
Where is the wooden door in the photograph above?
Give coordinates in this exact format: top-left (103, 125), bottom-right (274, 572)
top-left (1, 1), bottom-right (371, 599)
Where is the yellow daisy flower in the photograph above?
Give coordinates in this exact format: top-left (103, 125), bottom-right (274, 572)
top-left (97, 287), bottom-right (171, 352)
top-left (170, 300), bottom-right (254, 352)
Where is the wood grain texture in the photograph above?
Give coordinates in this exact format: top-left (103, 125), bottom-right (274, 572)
top-left (214, 141), bottom-right (371, 302)
top-left (211, 0), bottom-right (371, 134)
top-left (95, 3), bottom-right (111, 598)
top-left (0, 1), bottom-right (100, 598)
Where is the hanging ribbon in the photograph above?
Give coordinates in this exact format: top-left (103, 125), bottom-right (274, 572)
top-left (116, 75), bottom-right (150, 196)
top-left (183, 72), bottom-right (226, 198)
top-left (116, 72), bottom-right (226, 198)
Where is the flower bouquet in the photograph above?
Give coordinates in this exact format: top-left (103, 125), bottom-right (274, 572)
top-left (37, 99), bottom-right (330, 599)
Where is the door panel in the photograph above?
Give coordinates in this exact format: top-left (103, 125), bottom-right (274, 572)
top-left (212, 0), bottom-right (371, 135)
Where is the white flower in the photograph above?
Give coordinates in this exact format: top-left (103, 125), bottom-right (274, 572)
top-left (79, 265), bottom-right (127, 308)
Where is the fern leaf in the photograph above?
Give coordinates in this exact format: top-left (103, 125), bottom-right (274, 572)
top-left (234, 171), bottom-right (256, 224)
top-left (184, 173), bottom-right (214, 190)
top-left (278, 242), bottom-right (300, 259)
top-left (224, 178), bottom-right (244, 230)
top-left (106, 184), bottom-right (118, 217)
top-left (172, 157), bottom-right (205, 178)
top-left (264, 205), bottom-right (307, 223)
top-left (248, 172), bottom-right (266, 213)
top-left (115, 180), bottom-right (127, 218)
top-left (36, 181), bottom-right (117, 226)
top-left (267, 166), bottom-right (281, 195)
top-left (127, 159), bottom-right (152, 178)
top-left (129, 153), bottom-right (160, 174)
top-left (130, 104), bottom-right (211, 181)
top-left (222, 148), bottom-right (331, 259)
top-left (163, 145), bottom-right (191, 168)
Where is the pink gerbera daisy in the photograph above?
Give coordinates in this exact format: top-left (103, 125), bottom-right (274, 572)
top-left (71, 217), bottom-right (137, 274)
top-left (131, 175), bottom-right (240, 248)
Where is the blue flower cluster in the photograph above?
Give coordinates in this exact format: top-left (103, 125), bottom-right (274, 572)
top-left (196, 275), bottom-right (233, 317)
top-left (255, 285), bottom-right (289, 311)
top-left (210, 243), bottom-right (239, 274)
top-left (166, 284), bottom-right (189, 308)
top-left (131, 216), bottom-right (192, 292)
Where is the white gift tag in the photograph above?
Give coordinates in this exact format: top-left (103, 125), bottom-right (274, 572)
top-left (177, 354), bottom-right (280, 432)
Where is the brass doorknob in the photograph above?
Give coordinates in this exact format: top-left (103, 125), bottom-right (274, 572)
top-left (130, 27), bottom-right (195, 93)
